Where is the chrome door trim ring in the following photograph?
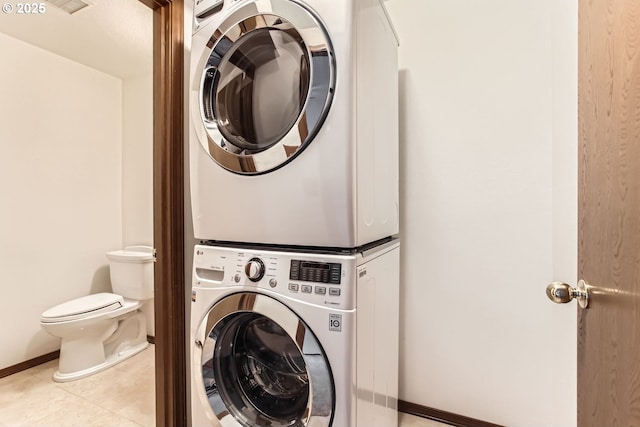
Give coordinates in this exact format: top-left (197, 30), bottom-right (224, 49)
top-left (193, 0), bottom-right (335, 175)
top-left (195, 292), bottom-right (334, 427)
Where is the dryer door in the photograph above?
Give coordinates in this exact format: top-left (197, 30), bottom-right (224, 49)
top-left (194, 292), bottom-right (334, 427)
top-left (192, 0), bottom-right (335, 175)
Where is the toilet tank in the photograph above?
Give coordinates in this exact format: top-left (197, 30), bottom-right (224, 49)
top-left (105, 246), bottom-right (154, 300)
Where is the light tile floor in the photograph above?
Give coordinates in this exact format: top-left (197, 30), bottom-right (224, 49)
top-left (0, 345), bottom-right (448, 427)
top-left (0, 345), bottom-right (155, 427)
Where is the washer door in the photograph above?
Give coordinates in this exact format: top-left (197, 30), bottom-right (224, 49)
top-left (193, 0), bottom-right (335, 175)
top-left (195, 293), bottom-right (334, 427)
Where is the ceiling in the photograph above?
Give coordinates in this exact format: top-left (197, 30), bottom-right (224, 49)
top-left (0, 0), bottom-right (153, 79)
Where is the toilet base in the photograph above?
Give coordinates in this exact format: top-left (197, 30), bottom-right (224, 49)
top-left (51, 308), bottom-right (149, 383)
top-left (53, 340), bottom-right (149, 382)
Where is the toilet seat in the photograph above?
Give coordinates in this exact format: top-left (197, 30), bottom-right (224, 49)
top-left (41, 293), bottom-right (125, 323)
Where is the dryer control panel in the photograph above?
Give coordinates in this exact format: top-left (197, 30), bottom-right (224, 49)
top-left (192, 244), bottom-right (355, 310)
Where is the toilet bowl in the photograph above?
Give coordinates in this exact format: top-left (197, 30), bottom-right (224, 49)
top-left (40, 246), bottom-right (154, 382)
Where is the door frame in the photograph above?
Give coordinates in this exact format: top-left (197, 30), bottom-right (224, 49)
top-left (138, 0), bottom-right (187, 425)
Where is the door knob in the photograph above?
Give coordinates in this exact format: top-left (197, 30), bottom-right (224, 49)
top-left (546, 280), bottom-right (590, 308)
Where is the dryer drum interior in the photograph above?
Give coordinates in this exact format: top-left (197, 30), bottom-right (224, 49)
top-left (203, 27), bottom-right (311, 152)
top-left (198, 293), bottom-right (334, 427)
top-left (197, 0), bottom-right (335, 174)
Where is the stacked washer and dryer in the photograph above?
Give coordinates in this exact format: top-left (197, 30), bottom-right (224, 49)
top-left (188, 0), bottom-right (400, 426)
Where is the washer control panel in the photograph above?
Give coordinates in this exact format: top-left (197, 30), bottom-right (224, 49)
top-left (193, 245), bottom-right (355, 309)
top-left (289, 260), bottom-right (341, 284)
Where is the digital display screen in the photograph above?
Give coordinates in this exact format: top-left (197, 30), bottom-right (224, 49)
top-left (301, 262), bottom-right (330, 270)
top-left (290, 260), bottom-right (341, 284)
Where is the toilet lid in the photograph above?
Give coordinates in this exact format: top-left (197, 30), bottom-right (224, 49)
top-left (105, 247), bottom-right (154, 263)
top-left (41, 293), bottom-right (124, 323)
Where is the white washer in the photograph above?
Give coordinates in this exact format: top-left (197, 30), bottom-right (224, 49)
top-left (190, 240), bottom-right (399, 427)
top-left (189, 0), bottom-right (399, 247)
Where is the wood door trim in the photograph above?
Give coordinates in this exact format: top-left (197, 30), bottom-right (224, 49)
top-left (399, 400), bottom-right (505, 427)
top-left (142, 0), bottom-right (187, 425)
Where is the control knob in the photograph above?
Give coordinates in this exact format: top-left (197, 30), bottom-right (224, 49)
top-left (245, 258), bottom-right (265, 282)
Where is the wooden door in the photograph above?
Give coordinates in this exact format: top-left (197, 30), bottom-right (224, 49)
top-left (578, 0), bottom-right (640, 424)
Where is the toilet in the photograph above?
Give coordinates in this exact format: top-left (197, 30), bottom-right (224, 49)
top-left (40, 246), bottom-right (154, 382)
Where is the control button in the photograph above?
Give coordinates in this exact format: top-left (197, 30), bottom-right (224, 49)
top-left (290, 261), bottom-right (300, 280)
top-left (288, 283), bottom-right (299, 292)
top-left (245, 258), bottom-right (265, 282)
top-left (269, 278), bottom-right (278, 288)
top-left (329, 288), bottom-right (341, 296)
top-left (233, 274), bottom-right (241, 283)
top-left (301, 285), bottom-right (313, 293)
top-left (315, 286), bottom-right (326, 295)
top-left (330, 263), bottom-right (342, 284)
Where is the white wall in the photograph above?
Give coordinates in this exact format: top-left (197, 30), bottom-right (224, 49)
top-left (0, 33), bottom-right (123, 369)
top-left (122, 73), bottom-right (154, 335)
top-left (122, 75), bottom-right (153, 248)
top-left (384, 1), bottom-right (577, 426)
top-left (551, 1), bottom-right (578, 425)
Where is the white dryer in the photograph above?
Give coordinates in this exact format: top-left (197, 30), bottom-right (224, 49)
top-left (189, 0), bottom-right (399, 248)
top-left (190, 239), bottom-right (400, 427)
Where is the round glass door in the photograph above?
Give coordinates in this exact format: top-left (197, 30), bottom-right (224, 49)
top-left (195, 0), bottom-right (335, 174)
top-left (196, 293), bottom-right (334, 427)
top-left (208, 27), bottom-right (310, 152)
